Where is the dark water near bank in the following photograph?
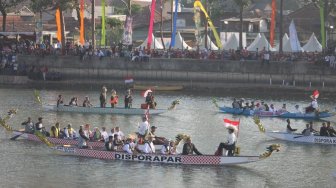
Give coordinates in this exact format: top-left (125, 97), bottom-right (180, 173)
top-left (0, 88), bottom-right (335, 188)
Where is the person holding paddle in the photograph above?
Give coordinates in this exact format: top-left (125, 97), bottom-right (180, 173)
top-left (21, 117), bottom-right (34, 133)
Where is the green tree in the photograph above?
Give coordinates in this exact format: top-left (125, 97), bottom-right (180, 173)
top-left (233, 0), bottom-right (250, 50)
top-left (0, 0), bottom-right (25, 31)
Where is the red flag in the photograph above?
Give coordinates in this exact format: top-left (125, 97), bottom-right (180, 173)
top-left (124, 77), bottom-right (134, 84)
top-left (55, 8), bottom-right (62, 42)
top-left (270, 0), bottom-right (276, 47)
top-left (223, 119), bottom-right (240, 127)
top-left (147, 0), bottom-right (156, 49)
top-left (312, 90), bottom-right (319, 99)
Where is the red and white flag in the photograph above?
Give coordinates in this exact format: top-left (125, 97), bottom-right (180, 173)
top-left (312, 90), bottom-right (319, 99)
top-left (124, 77), bottom-right (134, 84)
top-left (142, 89), bottom-right (153, 97)
top-left (223, 118), bottom-right (240, 132)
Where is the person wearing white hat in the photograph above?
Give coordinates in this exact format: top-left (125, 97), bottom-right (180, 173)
top-left (215, 127), bottom-right (236, 156)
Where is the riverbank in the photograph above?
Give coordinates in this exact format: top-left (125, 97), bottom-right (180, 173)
top-left (2, 55), bottom-right (336, 98)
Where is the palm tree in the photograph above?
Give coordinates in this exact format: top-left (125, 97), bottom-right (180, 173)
top-left (233, 0), bottom-right (250, 50)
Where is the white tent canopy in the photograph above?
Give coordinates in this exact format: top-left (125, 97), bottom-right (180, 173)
top-left (198, 35), bottom-right (219, 50)
top-left (223, 34), bottom-right (239, 50)
top-left (247, 33), bottom-right (275, 51)
top-left (163, 32), bottom-right (192, 50)
top-left (302, 33), bottom-right (322, 52)
top-left (138, 34), bottom-right (164, 49)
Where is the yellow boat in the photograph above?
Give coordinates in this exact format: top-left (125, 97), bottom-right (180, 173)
top-left (133, 85), bottom-right (184, 91)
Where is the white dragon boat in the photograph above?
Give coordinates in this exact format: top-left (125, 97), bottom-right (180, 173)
top-left (52, 144), bottom-right (280, 166)
top-left (266, 131), bottom-right (336, 145)
top-left (43, 105), bottom-right (168, 115)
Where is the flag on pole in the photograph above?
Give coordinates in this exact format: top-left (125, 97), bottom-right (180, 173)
top-left (101, 0), bottom-right (106, 46)
top-left (79, 0), bottom-right (85, 45)
top-left (319, 0), bottom-right (326, 48)
top-left (270, 0), bottom-right (276, 47)
top-left (55, 8), bottom-right (62, 42)
top-left (147, 0), bottom-right (156, 49)
top-left (312, 90), bottom-right (320, 99)
top-left (224, 118), bottom-right (240, 136)
top-left (124, 77), bottom-right (134, 84)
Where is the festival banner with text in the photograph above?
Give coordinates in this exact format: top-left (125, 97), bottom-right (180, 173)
top-left (55, 8), bottom-right (62, 42)
top-left (101, 0), bottom-right (106, 46)
top-left (147, 0), bottom-right (156, 49)
top-left (80, 0), bottom-right (85, 45)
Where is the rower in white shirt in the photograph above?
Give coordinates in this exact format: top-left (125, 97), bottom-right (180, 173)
top-left (115, 126), bottom-right (125, 140)
top-left (101, 127), bottom-right (109, 142)
top-left (215, 127), bottom-right (237, 156)
top-left (138, 116), bottom-right (149, 138)
top-left (141, 136), bottom-right (155, 154)
top-left (123, 138), bottom-right (135, 154)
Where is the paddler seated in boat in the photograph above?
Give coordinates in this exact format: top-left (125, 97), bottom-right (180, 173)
top-left (50, 125), bottom-right (59, 138)
top-left (319, 122), bottom-right (330, 136)
top-left (100, 127), bottom-right (109, 142)
top-left (215, 127), bottom-right (236, 156)
top-left (281, 104), bottom-right (287, 111)
top-left (113, 134), bottom-right (124, 150)
top-left (249, 101), bottom-right (255, 110)
top-left (110, 89), bottom-right (119, 108)
top-left (148, 125), bottom-right (166, 145)
top-left (145, 92), bottom-right (157, 109)
top-left (21, 117), bottom-right (34, 133)
top-left (309, 121), bottom-right (318, 134)
top-left (115, 126), bottom-right (125, 141)
top-left (302, 124), bottom-right (312, 136)
top-left (124, 89), bottom-right (133, 109)
top-left (238, 98), bottom-right (244, 108)
top-left (100, 86), bottom-right (107, 108)
top-left (82, 96), bottom-right (93, 107)
top-left (41, 127), bottom-right (50, 137)
top-left (182, 137), bottom-right (202, 155)
top-left (78, 125), bottom-right (90, 149)
top-left (232, 98), bottom-right (240, 109)
top-left (92, 127), bottom-right (102, 141)
top-left (56, 94), bottom-right (64, 107)
top-left (269, 104), bottom-right (276, 113)
top-left (161, 140), bottom-right (176, 155)
top-left (63, 123), bottom-right (77, 139)
top-left (109, 127), bottom-right (116, 137)
top-left (123, 137), bottom-right (135, 154)
top-left (305, 96), bottom-right (319, 113)
top-left (35, 117), bottom-right (44, 133)
top-left (243, 102), bottom-right (250, 110)
top-left (140, 135), bottom-right (155, 154)
top-left (137, 116), bottom-right (150, 143)
top-left (105, 135), bottom-right (114, 151)
top-left (286, 119), bottom-right (297, 133)
top-left (327, 122), bottom-right (336, 137)
top-left (294, 105), bottom-right (302, 113)
top-left (69, 97), bottom-right (78, 106)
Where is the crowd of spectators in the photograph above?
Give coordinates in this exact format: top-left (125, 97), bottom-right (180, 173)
top-left (1, 39), bottom-right (335, 68)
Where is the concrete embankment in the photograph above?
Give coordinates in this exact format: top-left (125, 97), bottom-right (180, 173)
top-left (3, 55), bottom-right (336, 95)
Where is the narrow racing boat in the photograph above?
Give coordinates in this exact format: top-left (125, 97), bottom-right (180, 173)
top-left (279, 111), bottom-right (335, 120)
top-left (219, 106), bottom-right (286, 117)
top-left (266, 131), bottom-right (336, 145)
top-left (43, 105), bottom-right (167, 115)
top-left (52, 144), bottom-right (280, 165)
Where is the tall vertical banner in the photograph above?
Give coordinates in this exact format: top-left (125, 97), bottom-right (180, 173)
top-left (194, 3), bottom-right (201, 48)
top-left (55, 8), bottom-right (62, 42)
top-left (171, 0), bottom-right (179, 47)
top-left (101, 0), bottom-right (106, 46)
top-left (80, 0), bottom-right (85, 45)
top-left (147, 0), bottom-right (156, 49)
top-left (194, 0), bottom-right (222, 49)
top-left (122, 16), bottom-right (133, 45)
top-left (319, 0), bottom-right (326, 49)
top-left (270, 0), bottom-right (276, 47)
top-left (289, 20), bottom-right (301, 52)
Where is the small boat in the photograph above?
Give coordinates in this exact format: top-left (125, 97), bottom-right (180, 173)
top-left (133, 85), bottom-right (184, 91)
top-left (52, 144), bottom-right (280, 165)
top-left (11, 131), bottom-right (163, 150)
top-left (43, 105), bottom-right (167, 115)
top-left (219, 106), bottom-right (286, 117)
top-left (279, 111), bottom-right (335, 120)
top-left (266, 131), bottom-right (336, 145)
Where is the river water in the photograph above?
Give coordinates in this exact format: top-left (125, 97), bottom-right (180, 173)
top-left (0, 88), bottom-right (335, 188)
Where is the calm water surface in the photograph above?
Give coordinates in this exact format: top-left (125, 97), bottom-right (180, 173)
top-left (0, 88), bottom-right (335, 188)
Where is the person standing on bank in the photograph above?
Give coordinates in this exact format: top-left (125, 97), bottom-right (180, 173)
top-left (100, 86), bottom-right (107, 108)
top-left (124, 89), bottom-right (133, 109)
top-left (110, 89), bottom-right (119, 108)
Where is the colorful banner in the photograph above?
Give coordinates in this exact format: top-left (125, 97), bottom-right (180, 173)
top-left (194, 0), bottom-right (222, 49)
top-left (35, 19), bottom-right (43, 44)
top-left (147, 0), bottom-right (156, 49)
top-left (270, 0), bottom-right (276, 47)
top-left (55, 8), bottom-right (62, 42)
top-left (101, 0), bottom-right (106, 46)
top-left (171, 0), bottom-right (179, 47)
top-left (319, 0), bottom-right (326, 48)
top-left (122, 16), bottom-right (133, 45)
top-left (289, 20), bottom-right (301, 52)
top-left (80, 0), bottom-right (85, 45)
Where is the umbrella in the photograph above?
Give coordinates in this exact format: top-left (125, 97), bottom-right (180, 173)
top-left (142, 89), bottom-right (153, 98)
